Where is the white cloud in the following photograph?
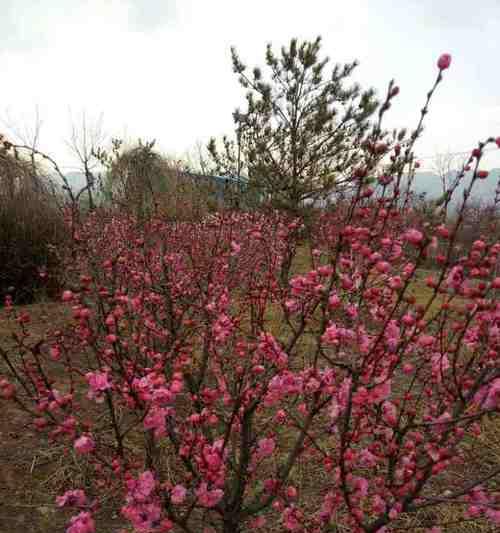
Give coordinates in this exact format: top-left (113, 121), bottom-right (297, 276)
top-left (1, 0), bottom-right (499, 170)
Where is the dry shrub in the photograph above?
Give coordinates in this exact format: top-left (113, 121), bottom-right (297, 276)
top-left (155, 168), bottom-right (220, 221)
top-left (102, 141), bottom-right (221, 221)
top-left (0, 147), bottom-right (68, 303)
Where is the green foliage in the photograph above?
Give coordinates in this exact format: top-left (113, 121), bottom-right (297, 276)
top-left (209, 36), bottom-right (379, 212)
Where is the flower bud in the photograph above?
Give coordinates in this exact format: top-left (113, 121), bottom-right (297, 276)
top-left (390, 86), bottom-right (400, 97)
top-left (62, 290), bottom-right (74, 302)
top-left (437, 53), bottom-right (452, 70)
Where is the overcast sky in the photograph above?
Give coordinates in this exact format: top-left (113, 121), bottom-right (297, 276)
top-left (2, 0), bottom-right (500, 171)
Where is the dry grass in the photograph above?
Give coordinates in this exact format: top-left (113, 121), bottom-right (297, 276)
top-left (0, 246), bottom-right (499, 532)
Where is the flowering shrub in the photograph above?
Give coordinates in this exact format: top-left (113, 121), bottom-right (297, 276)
top-left (2, 54), bottom-right (500, 533)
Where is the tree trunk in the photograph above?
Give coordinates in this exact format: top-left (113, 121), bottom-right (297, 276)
top-left (223, 518), bottom-right (241, 533)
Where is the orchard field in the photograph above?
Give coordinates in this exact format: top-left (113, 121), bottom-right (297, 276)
top-left (2, 42), bottom-right (500, 533)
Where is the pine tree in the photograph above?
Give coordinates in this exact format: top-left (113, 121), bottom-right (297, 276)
top-left (209, 36), bottom-right (379, 212)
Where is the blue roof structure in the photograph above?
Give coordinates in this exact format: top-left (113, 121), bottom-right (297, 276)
top-left (178, 172), bottom-right (251, 205)
top-left (184, 172), bottom-right (248, 186)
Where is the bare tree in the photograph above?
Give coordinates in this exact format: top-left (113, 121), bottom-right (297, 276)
top-left (66, 110), bottom-right (106, 210)
top-left (1, 106), bottom-right (45, 191)
top-left (432, 150), bottom-right (462, 219)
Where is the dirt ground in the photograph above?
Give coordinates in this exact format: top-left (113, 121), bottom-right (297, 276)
top-left (0, 302), bottom-right (66, 532)
top-left (0, 302), bottom-right (127, 533)
top-left (1, 291), bottom-right (499, 533)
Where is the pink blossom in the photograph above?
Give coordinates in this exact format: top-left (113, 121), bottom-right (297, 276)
top-left (275, 409), bottom-right (287, 423)
top-left (62, 290), bottom-right (74, 302)
top-left (388, 275), bottom-right (403, 290)
top-left (264, 478), bottom-right (279, 494)
top-left (257, 437), bottom-right (276, 459)
top-left (375, 260), bottom-right (391, 274)
top-left (352, 476), bottom-right (369, 497)
top-left (230, 241), bottom-right (241, 255)
top-left (127, 471), bottom-right (156, 502)
top-left (336, 377), bottom-right (352, 412)
top-left (418, 334), bottom-right (435, 348)
top-left (372, 494), bottom-right (386, 514)
top-left (486, 508), bottom-right (500, 525)
top-left (195, 482), bottom-right (223, 507)
top-left (370, 380), bottom-right (392, 403)
top-left (472, 239), bottom-right (486, 251)
top-left (305, 377), bottom-right (321, 394)
top-left (160, 518), bottom-right (174, 531)
top-left (479, 378), bottom-right (500, 409)
top-left (282, 507), bottom-right (301, 531)
top-left (388, 502), bottom-right (402, 519)
top-left (353, 386), bottom-right (369, 406)
top-left (171, 484), bottom-right (187, 504)
top-left (378, 174), bottom-right (393, 185)
top-left (404, 229), bottom-right (424, 245)
top-left (0, 379), bottom-right (15, 399)
top-left (8, 200), bottom-right (500, 533)
top-left (170, 379), bottom-right (183, 393)
top-left (431, 411), bottom-right (452, 434)
top-left (384, 320), bottom-right (400, 351)
top-left (122, 502), bottom-right (161, 532)
top-left (323, 323), bottom-right (341, 345)
top-left (50, 345), bottom-right (61, 361)
top-left (144, 407), bottom-right (167, 438)
top-left (317, 265), bottom-right (333, 276)
top-left (359, 448), bottom-right (377, 467)
top-left (402, 313), bottom-right (415, 326)
top-left (258, 333), bottom-right (288, 367)
top-left (446, 265), bottom-right (463, 290)
top-left (105, 333), bottom-right (117, 344)
top-left (382, 401), bottom-right (398, 426)
top-left (152, 387), bottom-right (174, 405)
top-left (213, 313), bottom-right (234, 344)
top-left (85, 371), bottom-right (112, 403)
top-left (66, 511), bottom-right (95, 533)
top-left (328, 292), bottom-right (341, 309)
top-left (250, 515), bottom-right (267, 528)
top-left (202, 445), bottom-right (223, 471)
top-left (346, 303), bottom-right (358, 319)
top-left (322, 322), bottom-right (354, 346)
top-left (74, 435), bottom-right (95, 455)
top-left (340, 274), bottom-right (354, 290)
top-left (402, 262), bottom-right (416, 277)
top-left (56, 489), bottom-right (87, 508)
top-left (431, 353), bottom-right (450, 382)
top-left (265, 372), bottom-right (303, 405)
top-left (285, 299), bottom-right (300, 313)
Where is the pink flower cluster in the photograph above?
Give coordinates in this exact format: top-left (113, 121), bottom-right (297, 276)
top-left (4, 53), bottom-right (500, 532)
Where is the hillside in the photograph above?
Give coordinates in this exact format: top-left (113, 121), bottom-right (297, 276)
top-left (63, 168), bottom-right (500, 204)
top-left (411, 168), bottom-right (500, 201)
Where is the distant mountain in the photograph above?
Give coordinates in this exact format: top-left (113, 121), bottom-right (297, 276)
top-left (410, 169), bottom-right (500, 202)
top-left (60, 169), bottom-right (500, 203)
